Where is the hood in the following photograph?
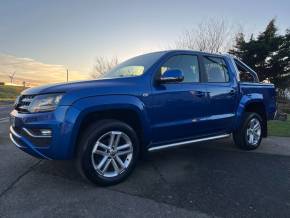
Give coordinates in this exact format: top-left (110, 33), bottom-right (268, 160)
top-left (21, 77), bottom-right (148, 105)
top-left (22, 79), bottom-right (121, 95)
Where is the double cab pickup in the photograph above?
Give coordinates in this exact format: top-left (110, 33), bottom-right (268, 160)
top-left (10, 50), bottom-right (276, 185)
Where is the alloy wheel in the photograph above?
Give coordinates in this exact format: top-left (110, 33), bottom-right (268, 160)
top-left (91, 131), bottom-right (133, 178)
top-left (246, 118), bottom-right (261, 146)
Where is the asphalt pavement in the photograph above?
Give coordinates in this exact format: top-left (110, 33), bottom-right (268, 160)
top-left (0, 104), bottom-right (12, 122)
top-left (0, 105), bottom-right (290, 217)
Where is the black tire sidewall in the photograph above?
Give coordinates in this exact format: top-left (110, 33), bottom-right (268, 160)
top-left (78, 120), bottom-right (139, 186)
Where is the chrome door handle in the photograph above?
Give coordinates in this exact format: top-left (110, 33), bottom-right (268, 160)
top-left (191, 90), bottom-right (205, 97)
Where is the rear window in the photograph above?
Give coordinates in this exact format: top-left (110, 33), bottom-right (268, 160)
top-left (203, 56), bottom-right (229, 82)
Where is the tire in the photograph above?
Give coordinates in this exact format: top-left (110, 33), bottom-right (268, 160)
top-left (233, 112), bottom-right (263, 150)
top-left (76, 119), bottom-right (140, 186)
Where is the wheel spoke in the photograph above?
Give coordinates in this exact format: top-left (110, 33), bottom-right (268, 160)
top-left (115, 156), bottom-right (125, 169)
top-left (98, 142), bottom-right (110, 150)
top-left (113, 133), bottom-right (122, 148)
top-left (117, 149), bottom-right (132, 156)
top-left (97, 156), bottom-right (108, 170)
top-left (108, 132), bottom-right (115, 147)
top-left (101, 158), bottom-right (112, 174)
top-left (117, 143), bottom-right (131, 151)
top-left (249, 134), bottom-right (254, 144)
top-left (94, 149), bottom-right (108, 157)
top-left (253, 123), bottom-right (259, 131)
top-left (253, 131), bottom-right (260, 139)
top-left (111, 158), bottom-right (120, 173)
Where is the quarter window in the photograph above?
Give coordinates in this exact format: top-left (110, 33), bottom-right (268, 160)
top-left (159, 55), bottom-right (200, 83)
top-left (235, 60), bottom-right (256, 82)
top-left (204, 56), bottom-right (229, 82)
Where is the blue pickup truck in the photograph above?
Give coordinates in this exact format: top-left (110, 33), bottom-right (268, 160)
top-left (10, 50), bottom-right (276, 185)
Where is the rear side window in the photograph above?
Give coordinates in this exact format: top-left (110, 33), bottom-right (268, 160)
top-left (203, 56), bottom-right (229, 82)
top-left (160, 55), bottom-right (200, 83)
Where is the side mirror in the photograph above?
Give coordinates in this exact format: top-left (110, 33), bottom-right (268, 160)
top-left (159, 69), bottom-right (184, 83)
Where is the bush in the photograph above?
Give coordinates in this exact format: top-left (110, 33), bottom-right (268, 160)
top-left (0, 85), bottom-right (26, 100)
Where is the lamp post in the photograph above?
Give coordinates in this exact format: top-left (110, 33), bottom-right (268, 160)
top-left (66, 69), bottom-right (69, 82)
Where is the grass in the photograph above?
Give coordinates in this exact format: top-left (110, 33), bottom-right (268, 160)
top-left (0, 85), bottom-right (26, 101)
top-left (268, 114), bottom-right (290, 137)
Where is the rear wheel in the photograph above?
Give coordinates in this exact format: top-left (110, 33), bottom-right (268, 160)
top-left (233, 112), bottom-right (263, 150)
top-left (76, 120), bottom-right (139, 186)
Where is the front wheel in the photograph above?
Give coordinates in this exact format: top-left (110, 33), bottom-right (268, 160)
top-left (233, 112), bottom-right (263, 150)
top-left (76, 120), bottom-right (139, 186)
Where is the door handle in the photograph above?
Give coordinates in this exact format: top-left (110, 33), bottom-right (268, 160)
top-left (229, 89), bottom-right (236, 95)
top-left (191, 90), bottom-right (205, 97)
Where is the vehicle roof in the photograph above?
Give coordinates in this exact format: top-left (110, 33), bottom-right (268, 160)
top-left (144, 49), bottom-right (227, 57)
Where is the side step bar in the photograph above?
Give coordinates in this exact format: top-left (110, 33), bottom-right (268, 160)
top-left (148, 134), bottom-right (231, 152)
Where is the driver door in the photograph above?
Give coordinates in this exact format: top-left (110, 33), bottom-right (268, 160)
top-left (149, 54), bottom-right (210, 144)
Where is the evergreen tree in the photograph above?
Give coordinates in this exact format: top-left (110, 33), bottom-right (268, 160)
top-left (230, 19), bottom-right (290, 90)
top-left (274, 29), bottom-right (290, 89)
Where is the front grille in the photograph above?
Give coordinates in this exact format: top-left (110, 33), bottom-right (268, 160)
top-left (15, 95), bottom-right (35, 113)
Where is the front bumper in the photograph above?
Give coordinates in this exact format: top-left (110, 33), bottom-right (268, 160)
top-left (9, 106), bottom-right (80, 160)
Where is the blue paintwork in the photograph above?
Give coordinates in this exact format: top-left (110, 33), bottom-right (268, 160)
top-left (10, 50), bottom-right (276, 160)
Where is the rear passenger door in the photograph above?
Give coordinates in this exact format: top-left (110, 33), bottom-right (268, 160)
top-left (202, 55), bottom-right (238, 133)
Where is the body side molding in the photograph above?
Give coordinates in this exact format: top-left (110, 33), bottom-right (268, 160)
top-left (148, 134), bottom-right (230, 152)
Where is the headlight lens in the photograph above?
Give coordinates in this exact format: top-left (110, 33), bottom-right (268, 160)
top-left (28, 93), bottom-right (63, 113)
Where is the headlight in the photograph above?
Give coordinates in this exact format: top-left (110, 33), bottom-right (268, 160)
top-left (28, 93), bottom-right (64, 113)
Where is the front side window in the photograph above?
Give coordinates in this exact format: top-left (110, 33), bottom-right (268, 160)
top-left (159, 55), bottom-right (200, 83)
top-left (204, 56), bottom-right (229, 82)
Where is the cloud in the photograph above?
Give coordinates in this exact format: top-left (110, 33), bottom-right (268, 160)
top-left (0, 54), bottom-right (89, 86)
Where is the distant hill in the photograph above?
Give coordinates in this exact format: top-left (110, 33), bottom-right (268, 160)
top-left (0, 84), bottom-right (26, 101)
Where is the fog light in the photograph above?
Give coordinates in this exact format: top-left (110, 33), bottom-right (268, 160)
top-left (40, 129), bottom-right (52, 136)
top-left (23, 128), bottom-right (52, 138)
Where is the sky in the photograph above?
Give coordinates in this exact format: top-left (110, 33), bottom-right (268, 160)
top-left (0, 0), bottom-right (289, 86)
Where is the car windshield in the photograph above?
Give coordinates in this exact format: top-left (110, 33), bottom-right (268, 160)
top-left (100, 52), bottom-right (164, 79)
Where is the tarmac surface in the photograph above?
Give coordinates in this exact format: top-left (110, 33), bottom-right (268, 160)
top-left (0, 105), bottom-right (290, 217)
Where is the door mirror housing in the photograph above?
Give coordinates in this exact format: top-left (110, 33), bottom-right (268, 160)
top-left (159, 69), bottom-right (184, 83)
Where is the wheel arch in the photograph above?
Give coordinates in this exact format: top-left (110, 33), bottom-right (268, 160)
top-left (236, 94), bottom-right (267, 137)
top-left (69, 95), bottom-right (151, 158)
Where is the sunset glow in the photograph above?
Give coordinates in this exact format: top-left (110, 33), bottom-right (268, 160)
top-left (0, 54), bottom-right (89, 86)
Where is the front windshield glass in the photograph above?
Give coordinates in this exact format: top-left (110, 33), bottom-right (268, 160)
top-left (100, 52), bottom-right (164, 79)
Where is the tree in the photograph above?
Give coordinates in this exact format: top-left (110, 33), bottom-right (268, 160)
top-left (273, 29), bottom-right (290, 89)
top-left (230, 32), bottom-right (246, 58)
top-left (174, 18), bottom-right (235, 53)
top-left (230, 19), bottom-right (290, 90)
top-left (91, 56), bottom-right (118, 78)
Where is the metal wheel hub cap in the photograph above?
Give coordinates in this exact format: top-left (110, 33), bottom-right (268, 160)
top-left (91, 131), bottom-right (133, 178)
top-left (246, 118), bottom-right (261, 146)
